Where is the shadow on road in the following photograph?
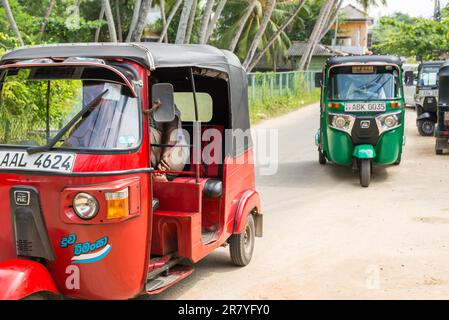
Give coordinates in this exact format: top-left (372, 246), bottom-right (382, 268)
top-left (256, 160), bottom-right (390, 189)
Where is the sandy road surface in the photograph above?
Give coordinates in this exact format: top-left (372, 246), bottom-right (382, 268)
top-left (156, 104), bottom-right (449, 300)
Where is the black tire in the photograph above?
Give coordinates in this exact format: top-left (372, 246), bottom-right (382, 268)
top-left (436, 149), bottom-right (444, 155)
top-left (417, 120), bottom-right (435, 136)
top-left (359, 159), bottom-right (371, 188)
top-left (229, 214), bottom-right (255, 266)
top-left (319, 149), bottom-right (326, 165)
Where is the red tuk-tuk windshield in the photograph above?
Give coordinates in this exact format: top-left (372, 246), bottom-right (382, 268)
top-left (0, 66), bottom-right (140, 151)
top-left (328, 65), bottom-right (401, 101)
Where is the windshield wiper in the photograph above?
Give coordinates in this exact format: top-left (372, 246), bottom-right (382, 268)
top-left (27, 89), bottom-right (109, 155)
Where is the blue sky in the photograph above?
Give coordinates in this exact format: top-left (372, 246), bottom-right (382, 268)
top-left (344, 0), bottom-right (449, 19)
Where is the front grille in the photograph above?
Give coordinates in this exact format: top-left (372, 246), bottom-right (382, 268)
top-left (351, 117), bottom-right (379, 146)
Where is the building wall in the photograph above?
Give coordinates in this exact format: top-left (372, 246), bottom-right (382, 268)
top-left (336, 21), bottom-right (369, 48)
top-left (291, 56), bottom-right (328, 71)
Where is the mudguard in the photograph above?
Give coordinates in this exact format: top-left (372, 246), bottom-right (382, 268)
top-left (231, 190), bottom-right (262, 237)
top-left (315, 130), bottom-right (321, 147)
top-left (417, 112), bottom-right (436, 122)
top-left (353, 145), bottom-right (376, 159)
top-left (0, 259), bottom-right (59, 300)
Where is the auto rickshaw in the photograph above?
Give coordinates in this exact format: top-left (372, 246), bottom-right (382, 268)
top-left (0, 43), bottom-right (262, 299)
top-left (435, 62), bottom-right (449, 154)
top-left (406, 61), bottom-right (445, 136)
top-left (315, 55), bottom-right (405, 188)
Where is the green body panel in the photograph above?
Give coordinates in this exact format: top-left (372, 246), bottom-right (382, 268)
top-left (318, 63), bottom-right (405, 167)
top-left (353, 145), bottom-right (376, 159)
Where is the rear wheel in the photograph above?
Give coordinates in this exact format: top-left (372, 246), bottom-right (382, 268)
top-left (436, 149), bottom-right (444, 155)
top-left (229, 214), bottom-right (255, 266)
top-left (359, 159), bottom-right (371, 188)
top-left (417, 120), bottom-right (435, 136)
top-left (318, 149), bottom-right (326, 165)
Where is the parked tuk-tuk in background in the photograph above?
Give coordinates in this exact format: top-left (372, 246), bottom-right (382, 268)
top-left (403, 64), bottom-right (418, 108)
top-left (315, 55), bottom-right (405, 188)
top-left (410, 61), bottom-right (445, 136)
top-left (0, 43), bottom-right (262, 299)
top-left (435, 62), bottom-right (449, 154)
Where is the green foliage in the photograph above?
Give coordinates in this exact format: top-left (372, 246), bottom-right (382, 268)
top-left (372, 12), bottom-right (449, 61)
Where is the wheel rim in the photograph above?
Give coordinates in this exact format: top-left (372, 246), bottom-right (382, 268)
top-left (422, 121), bottom-right (434, 135)
top-left (243, 224), bottom-right (254, 256)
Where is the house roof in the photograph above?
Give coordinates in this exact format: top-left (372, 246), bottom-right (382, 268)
top-left (287, 41), bottom-right (345, 57)
top-left (341, 4), bottom-right (374, 23)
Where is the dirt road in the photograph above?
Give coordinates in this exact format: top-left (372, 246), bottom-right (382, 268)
top-left (157, 104), bottom-right (449, 300)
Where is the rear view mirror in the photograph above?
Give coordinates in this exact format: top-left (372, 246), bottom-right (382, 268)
top-left (315, 73), bottom-right (323, 88)
top-left (152, 83), bottom-right (175, 123)
top-left (404, 71), bottom-right (414, 86)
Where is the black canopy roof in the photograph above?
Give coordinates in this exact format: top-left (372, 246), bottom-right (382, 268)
top-left (326, 55), bottom-right (403, 67)
top-left (420, 60), bottom-right (445, 67)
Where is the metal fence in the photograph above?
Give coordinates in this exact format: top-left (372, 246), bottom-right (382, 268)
top-left (247, 70), bottom-right (319, 103)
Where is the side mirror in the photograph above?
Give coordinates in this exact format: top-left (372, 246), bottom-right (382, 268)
top-left (151, 83), bottom-right (175, 123)
top-left (404, 71), bottom-right (414, 86)
top-left (314, 73), bottom-right (323, 88)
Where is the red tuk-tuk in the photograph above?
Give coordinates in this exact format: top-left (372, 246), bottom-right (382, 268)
top-left (0, 43), bottom-right (262, 299)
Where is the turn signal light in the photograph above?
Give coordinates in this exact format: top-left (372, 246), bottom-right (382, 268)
top-left (105, 188), bottom-right (129, 220)
top-left (328, 103), bottom-right (340, 109)
top-left (390, 102), bottom-right (401, 108)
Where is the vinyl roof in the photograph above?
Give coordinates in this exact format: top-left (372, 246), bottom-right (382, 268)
top-left (0, 42), bottom-right (243, 73)
top-left (326, 55), bottom-right (403, 67)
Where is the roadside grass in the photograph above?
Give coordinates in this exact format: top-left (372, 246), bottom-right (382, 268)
top-left (249, 89), bottom-right (320, 124)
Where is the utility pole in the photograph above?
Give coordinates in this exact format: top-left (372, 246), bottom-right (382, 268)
top-left (434, 0), bottom-right (441, 22)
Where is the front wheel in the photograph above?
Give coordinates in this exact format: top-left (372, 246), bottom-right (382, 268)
top-left (417, 120), bottom-right (435, 136)
top-left (319, 149), bottom-right (326, 165)
top-left (229, 214), bottom-right (255, 266)
top-left (359, 159), bottom-right (371, 188)
top-left (436, 149), bottom-right (444, 155)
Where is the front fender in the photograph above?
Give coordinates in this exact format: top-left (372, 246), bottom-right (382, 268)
top-left (417, 112), bottom-right (436, 122)
top-left (230, 190), bottom-right (262, 237)
top-left (0, 259), bottom-right (59, 300)
top-left (353, 145), bottom-right (376, 159)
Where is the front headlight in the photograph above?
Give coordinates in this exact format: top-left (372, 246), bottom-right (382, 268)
top-left (376, 112), bottom-right (402, 134)
top-left (329, 113), bottom-right (356, 133)
top-left (73, 193), bottom-right (99, 220)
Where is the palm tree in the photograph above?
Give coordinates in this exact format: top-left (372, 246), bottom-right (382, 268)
top-left (204, 0), bottom-right (228, 43)
top-left (242, 0), bottom-right (276, 69)
top-left (247, 0), bottom-right (306, 71)
top-left (185, 0), bottom-right (198, 43)
top-left (175, 0), bottom-right (194, 44)
top-left (130, 0), bottom-right (153, 42)
top-left (159, 0), bottom-right (169, 43)
top-left (198, 0), bottom-right (215, 44)
top-left (1, 0), bottom-right (24, 46)
top-left (357, 0), bottom-right (386, 11)
top-left (126, 0), bottom-right (142, 42)
top-left (228, 0), bottom-right (257, 52)
top-left (159, 0), bottom-right (183, 42)
top-left (102, 0), bottom-right (118, 42)
top-left (38, 0), bottom-right (56, 41)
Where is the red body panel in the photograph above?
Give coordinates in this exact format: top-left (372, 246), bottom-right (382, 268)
top-left (0, 259), bottom-right (58, 300)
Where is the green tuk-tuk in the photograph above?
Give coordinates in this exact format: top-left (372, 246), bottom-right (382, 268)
top-left (315, 56), bottom-right (405, 187)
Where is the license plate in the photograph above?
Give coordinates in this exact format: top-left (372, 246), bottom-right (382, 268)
top-left (344, 102), bottom-right (386, 112)
top-left (420, 90), bottom-right (438, 97)
top-left (0, 151), bottom-right (76, 173)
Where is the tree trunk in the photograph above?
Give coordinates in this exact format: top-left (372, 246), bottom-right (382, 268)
top-left (159, 0), bottom-right (183, 42)
top-left (115, 0), bottom-right (123, 42)
top-left (297, 0), bottom-right (335, 71)
top-left (38, 0), bottom-right (56, 41)
top-left (248, 0), bottom-right (306, 72)
top-left (102, 0), bottom-right (118, 42)
top-left (159, 0), bottom-right (168, 43)
top-left (303, 0), bottom-right (337, 70)
top-left (321, 0), bottom-right (343, 40)
top-left (95, 4), bottom-right (106, 42)
top-left (198, 0), bottom-right (214, 44)
top-left (175, 0), bottom-right (194, 44)
top-left (204, 0), bottom-right (227, 43)
top-left (131, 0), bottom-right (153, 42)
top-left (126, 0), bottom-right (141, 42)
top-left (1, 0), bottom-right (24, 46)
top-left (229, 0), bottom-right (257, 52)
top-left (242, 0), bottom-right (276, 70)
top-left (185, 0), bottom-right (198, 43)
